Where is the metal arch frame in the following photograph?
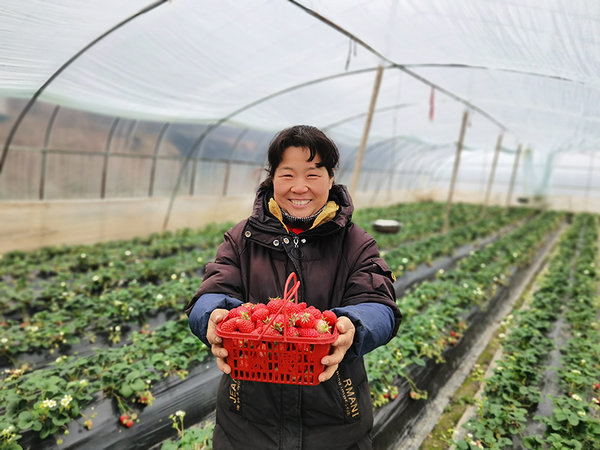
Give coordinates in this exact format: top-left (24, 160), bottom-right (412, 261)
top-left (39, 105), bottom-right (61, 200)
top-left (0, 0), bottom-right (169, 175)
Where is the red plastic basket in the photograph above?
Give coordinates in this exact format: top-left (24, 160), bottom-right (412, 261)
top-left (216, 273), bottom-right (338, 385)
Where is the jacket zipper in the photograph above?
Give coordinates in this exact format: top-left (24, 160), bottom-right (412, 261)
top-left (289, 236), bottom-right (305, 300)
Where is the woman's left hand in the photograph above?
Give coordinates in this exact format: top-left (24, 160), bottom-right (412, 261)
top-left (318, 316), bottom-right (355, 383)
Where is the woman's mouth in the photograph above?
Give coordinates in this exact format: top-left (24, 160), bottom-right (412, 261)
top-left (290, 199), bottom-right (311, 207)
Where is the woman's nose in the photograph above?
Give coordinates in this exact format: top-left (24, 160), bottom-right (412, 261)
top-left (291, 183), bottom-right (308, 193)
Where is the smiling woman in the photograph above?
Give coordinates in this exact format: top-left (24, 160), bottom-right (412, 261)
top-left (185, 125), bottom-right (402, 449)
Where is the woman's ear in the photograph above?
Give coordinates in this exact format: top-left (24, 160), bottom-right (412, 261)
top-left (328, 176), bottom-right (334, 190)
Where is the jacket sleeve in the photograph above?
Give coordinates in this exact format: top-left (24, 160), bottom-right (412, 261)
top-left (342, 225), bottom-right (402, 338)
top-left (189, 293), bottom-right (243, 347)
top-left (184, 226), bottom-right (245, 316)
top-left (332, 302), bottom-right (396, 361)
top-left (330, 225), bottom-right (402, 361)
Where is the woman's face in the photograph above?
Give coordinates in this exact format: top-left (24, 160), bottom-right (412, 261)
top-left (273, 146), bottom-right (333, 218)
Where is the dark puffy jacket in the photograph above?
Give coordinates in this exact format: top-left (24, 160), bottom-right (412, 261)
top-left (186, 183), bottom-right (401, 450)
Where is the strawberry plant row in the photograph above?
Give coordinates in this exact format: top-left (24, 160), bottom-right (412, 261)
top-left (0, 316), bottom-right (211, 448)
top-left (356, 201), bottom-right (475, 249)
top-left (0, 223), bottom-right (232, 282)
top-left (529, 214), bottom-right (600, 449)
top-left (454, 213), bottom-right (599, 449)
top-left (366, 211), bottom-right (564, 448)
top-left (382, 207), bottom-right (531, 278)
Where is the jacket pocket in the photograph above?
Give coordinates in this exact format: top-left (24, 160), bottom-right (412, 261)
top-left (302, 364), bottom-right (364, 426)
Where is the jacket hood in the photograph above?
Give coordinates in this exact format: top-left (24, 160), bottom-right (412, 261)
top-left (251, 180), bottom-right (354, 231)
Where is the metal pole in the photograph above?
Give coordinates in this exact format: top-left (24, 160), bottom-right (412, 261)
top-left (100, 118), bottom-right (120, 199)
top-left (149, 123), bottom-right (169, 197)
top-left (39, 105), bottom-right (60, 200)
top-left (481, 133), bottom-right (503, 216)
top-left (506, 144), bottom-right (523, 208)
top-left (443, 110), bottom-right (469, 233)
top-left (349, 65), bottom-right (384, 197)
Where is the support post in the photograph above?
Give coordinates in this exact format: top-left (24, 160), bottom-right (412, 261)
top-left (39, 106), bottom-right (60, 200)
top-left (100, 118), bottom-right (120, 199)
top-left (480, 133), bottom-right (503, 217)
top-left (443, 110), bottom-right (469, 233)
top-left (506, 144), bottom-right (523, 208)
top-left (349, 65), bottom-right (384, 197)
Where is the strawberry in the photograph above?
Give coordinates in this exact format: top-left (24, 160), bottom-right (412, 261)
top-left (120, 414), bottom-right (129, 424)
top-left (298, 328), bottom-right (320, 338)
top-left (263, 327), bottom-right (282, 337)
top-left (267, 297), bottom-right (286, 315)
top-left (236, 318), bottom-right (255, 333)
top-left (270, 314), bottom-right (286, 333)
top-left (593, 383), bottom-right (600, 390)
top-left (315, 319), bottom-right (331, 334)
top-left (251, 307), bottom-right (269, 323)
top-left (322, 310), bottom-right (337, 327)
top-left (227, 306), bottom-right (245, 320)
top-left (220, 319), bottom-right (238, 333)
top-left (286, 327), bottom-right (300, 337)
top-left (126, 419), bottom-right (134, 428)
top-left (298, 312), bottom-right (316, 328)
top-left (306, 306), bottom-right (322, 321)
top-left (283, 301), bottom-right (302, 315)
top-left (241, 302), bottom-right (256, 311)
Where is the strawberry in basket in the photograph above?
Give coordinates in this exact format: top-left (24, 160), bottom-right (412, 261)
top-left (215, 273), bottom-right (339, 385)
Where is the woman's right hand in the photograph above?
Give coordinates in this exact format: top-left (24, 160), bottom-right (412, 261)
top-left (207, 308), bottom-right (231, 375)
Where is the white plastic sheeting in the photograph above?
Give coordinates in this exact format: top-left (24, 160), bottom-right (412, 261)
top-left (1, 0), bottom-right (599, 200)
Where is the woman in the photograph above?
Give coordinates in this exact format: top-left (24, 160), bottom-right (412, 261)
top-left (186, 125), bottom-right (401, 449)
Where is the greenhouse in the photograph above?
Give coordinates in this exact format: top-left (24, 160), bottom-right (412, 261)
top-left (1, 1), bottom-right (599, 449)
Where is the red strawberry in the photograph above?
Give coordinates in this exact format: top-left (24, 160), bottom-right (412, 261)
top-left (322, 310), bottom-right (337, 327)
top-left (315, 319), bottom-right (331, 334)
top-left (286, 327), bottom-right (300, 337)
top-left (126, 419), bottom-right (134, 428)
top-left (298, 312), bottom-right (316, 328)
top-left (298, 328), bottom-right (320, 338)
top-left (241, 302), bottom-right (255, 311)
top-left (593, 383), bottom-right (600, 390)
top-left (284, 301), bottom-right (301, 315)
top-left (263, 327), bottom-right (282, 336)
top-left (236, 318), bottom-right (255, 333)
top-left (267, 297), bottom-right (285, 315)
top-left (306, 306), bottom-right (322, 321)
top-left (120, 414), bottom-right (129, 425)
top-left (251, 307), bottom-right (269, 323)
top-left (220, 319), bottom-right (238, 333)
top-left (227, 306), bottom-right (245, 320)
top-left (270, 314), bottom-right (286, 333)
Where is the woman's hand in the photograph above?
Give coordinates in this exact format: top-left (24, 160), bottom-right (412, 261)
top-left (318, 316), bottom-right (355, 383)
top-left (207, 308), bottom-right (231, 375)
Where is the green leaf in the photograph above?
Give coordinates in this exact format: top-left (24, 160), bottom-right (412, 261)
top-left (16, 411), bottom-right (34, 430)
top-left (130, 378), bottom-right (146, 392)
top-left (119, 383), bottom-right (133, 398)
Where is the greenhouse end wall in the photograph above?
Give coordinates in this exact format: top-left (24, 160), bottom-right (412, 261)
top-left (2, 189), bottom-right (599, 253)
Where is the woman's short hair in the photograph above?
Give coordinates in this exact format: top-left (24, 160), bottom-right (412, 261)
top-left (265, 125), bottom-right (339, 181)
